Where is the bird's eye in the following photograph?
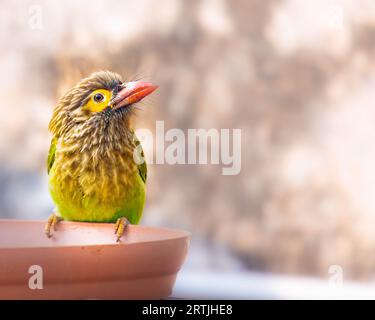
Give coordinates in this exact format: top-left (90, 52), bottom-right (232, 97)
top-left (93, 93), bottom-right (104, 103)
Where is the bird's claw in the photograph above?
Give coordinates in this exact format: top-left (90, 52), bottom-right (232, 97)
top-left (45, 213), bottom-right (62, 238)
top-left (114, 217), bottom-right (129, 242)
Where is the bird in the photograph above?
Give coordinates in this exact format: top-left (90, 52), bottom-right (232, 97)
top-left (45, 70), bottom-right (157, 241)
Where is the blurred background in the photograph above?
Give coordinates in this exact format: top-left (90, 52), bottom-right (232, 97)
top-left (2, 0), bottom-right (375, 298)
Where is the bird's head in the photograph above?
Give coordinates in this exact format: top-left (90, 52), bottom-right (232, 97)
top-left (49, 70), bottom-right (158, 140)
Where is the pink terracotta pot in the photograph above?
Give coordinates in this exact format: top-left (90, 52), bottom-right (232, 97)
top-left (0, 219), bottom-right (190, 299)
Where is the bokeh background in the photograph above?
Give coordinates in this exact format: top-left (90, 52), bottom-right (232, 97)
top-left (1, 0), bottom-right (375, 296)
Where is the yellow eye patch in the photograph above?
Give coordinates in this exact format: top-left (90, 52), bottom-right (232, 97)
top-left (83, 89), bottom-right (112, 113)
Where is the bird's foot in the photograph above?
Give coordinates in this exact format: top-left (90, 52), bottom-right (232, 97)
top-left (45, 213), bottom-right (62, 238)
top-left (114, 217), bottom-right (129, 242)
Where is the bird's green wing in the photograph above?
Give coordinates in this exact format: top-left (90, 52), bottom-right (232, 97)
top-left (138, 148), bottom-right (147, 183)
top-left (133, 132), bottom-right (147, 183)
top-left (47, 137), bottom-right (57, 174)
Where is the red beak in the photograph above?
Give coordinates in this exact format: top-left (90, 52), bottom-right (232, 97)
top-left (110, 81), bottom-right (158, 110)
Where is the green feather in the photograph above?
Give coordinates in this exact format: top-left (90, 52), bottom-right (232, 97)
top-left (47, 137), bottom-right (57, 174)
top-left (133, 132), bottom-right (147, 183)
top-left (48, 132), bottom-right (147, 224)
